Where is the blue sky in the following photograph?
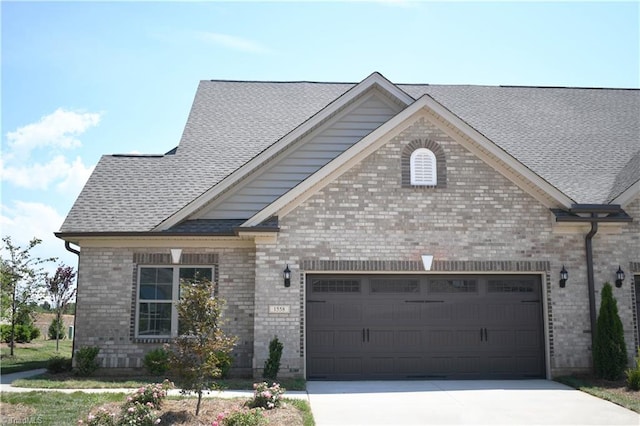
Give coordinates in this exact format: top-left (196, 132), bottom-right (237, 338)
top-left (1, 1), bottom-right (639, 271)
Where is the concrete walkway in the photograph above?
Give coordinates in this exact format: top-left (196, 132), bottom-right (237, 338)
top-left (307, 380), bottom-right (640, 426)
top-left (3, 371), bottom-right (639, 425)
top-left (0, 369), bottom-right (307, 399)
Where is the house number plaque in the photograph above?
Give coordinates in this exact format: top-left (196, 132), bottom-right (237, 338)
top-left (268, 305), bottom-right (290, 314)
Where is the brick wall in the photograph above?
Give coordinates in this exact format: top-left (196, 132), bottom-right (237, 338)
top-left (75, 246), bottom-right (255, 375)
top-left (252, 117), bottom-right (639, 378)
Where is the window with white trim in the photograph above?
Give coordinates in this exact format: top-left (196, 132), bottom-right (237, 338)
top-left (136, 266), bottom-right (213, 338)
top-left (410, 148), bottom-right (437, 185)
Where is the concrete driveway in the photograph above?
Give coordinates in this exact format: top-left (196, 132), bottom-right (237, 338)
top-left (306, 380), bottom-right (640, 425)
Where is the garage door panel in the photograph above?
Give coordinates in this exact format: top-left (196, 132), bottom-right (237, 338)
top-left (307, 357), bottom-right (334, 376)
top-left (452, 303), bottom-right (482, 321)
top-left (395, 330), bottom-right (422, 346)
top-left (393, 304), bottom-right (421, 321)
top-left (421, 303), bottom-right (452, 322)
top-left (307, 303), bottom-right (333, 323)
top-left (449, 356), bottom-right (483, 375)
top-left (364, 303), bottom-right (393, 321)
top-left (334, 330), bottom-right (364, 348)
top-left (306, 274), bottom-right (544, 380)
top-left (514, 329), bottom-right (542, 348)
top-left (334, 303), bottom-right (363, 322)
top-left (367, 357), bottom-right (396, 374)
top-left (307, 330), bottom-right (334, 350)
top-left (427, 329), bottom-right (481, 348)
top-left (335, 357), bottom-right (363, 375)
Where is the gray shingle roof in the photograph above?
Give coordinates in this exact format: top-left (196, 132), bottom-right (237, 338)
top-left (59, 78), bottom-right (639, 233)
top-left (401, 85), bottom-right (640, 205)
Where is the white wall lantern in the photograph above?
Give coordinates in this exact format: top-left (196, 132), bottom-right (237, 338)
top-left (170, 248), bottom-right (182, 264)
top-left (421, 255), bottom-right (434, 271)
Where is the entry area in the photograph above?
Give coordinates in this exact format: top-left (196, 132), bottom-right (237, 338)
top-left (306, 274), bottom-right (545, 380)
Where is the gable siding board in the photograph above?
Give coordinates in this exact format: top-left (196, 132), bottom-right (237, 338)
top-left (197, 94), bottom-right (401, 220)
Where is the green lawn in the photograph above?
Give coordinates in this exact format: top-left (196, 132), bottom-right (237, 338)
top-left (0, 391), bottom-right (125, 425)
top-left (1, 339), bottom-right (72, 374)
top-left (13, 372), bottom-right (307, 391)
top-left (1, 392), bottom-right (313, 426)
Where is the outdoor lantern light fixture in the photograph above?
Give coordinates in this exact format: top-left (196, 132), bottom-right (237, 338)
top-left (615, 266), bottom-right (625, 288)
top-left (283, 264), bottom-right (291, 288)
top-left (559, 265), bottom-right (568, 288)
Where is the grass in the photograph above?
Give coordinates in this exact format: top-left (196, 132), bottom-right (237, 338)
top-left (0, 339), bottom-right (72, 374)
top-left (556, 375), bottom-right (640, 413)
top-left (0, 391), bottom-right (125, 425)
top-left (287, 398), bottom-right (315, 426)
top-left (12, 372), bottom-right (307, 391)
top-left (1, 391), bottom-right (313, 426)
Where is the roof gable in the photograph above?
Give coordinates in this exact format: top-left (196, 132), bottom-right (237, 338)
top-left (154, 72), bottom-right (413, 230)
top-left (242, 94), bottom-right (576, 227)
top-left (59, 74), bottom-right (639, 235)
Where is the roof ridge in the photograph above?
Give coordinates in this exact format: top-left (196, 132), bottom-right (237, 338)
top-left (203, 80), bottom-right (639, 91)
top-left (204, 78), bottom-right (357, 85)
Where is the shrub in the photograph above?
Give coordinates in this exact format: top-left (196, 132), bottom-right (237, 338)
top-left (79, 407), bottom-right (117, 426)
top-left (216, 350), bottom-right (233, 378)
top-left (1, 324), bottom-right (40, 343)
top-left (121, 402), bottom-right (159, 426)
top-left (626, 347), bottom-right (640, 391)
top-left (24, 324), bottom-right (40, 342)
top-left (214, 409), bottom-right (265, 426)
top-left (79, 381), bottom-right (172, 425)
top-left (143, 348), bottom-right (169, 375)
top-left (593, 283), bottom-right (628, 380)
top-left (263, 336), bottom-right (283, 380)
top-left (47, 356), bottom-right (72, 373)
top-left (125, 380), bottom-right (173, 409)
top-left (246, 382), bottom-right (285, 410)
top-left (75, 346), bottom-right (100, 376)
top-left (48, 317), bottom-right (66, 340)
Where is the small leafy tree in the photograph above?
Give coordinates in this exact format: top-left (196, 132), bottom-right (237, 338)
top-left (1, 236), bottom-right (55, 355)
top-left (45, 264), bottom-right (76, 351)
top-left (48, 317), bottom-right (66, 340)
top-left (593, 282), bottom-right (628, 380)
top-left (167, 277), bottom-right (236, 416)
top-left (263, 336), bottom-right (283, 380)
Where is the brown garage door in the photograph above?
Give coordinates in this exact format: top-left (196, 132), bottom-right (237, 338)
top-left (306, 274), bottom-right (545, 380)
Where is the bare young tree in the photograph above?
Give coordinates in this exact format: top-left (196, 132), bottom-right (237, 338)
top-left (45, 265), bottom-right (77, 352)
top-left (1, 236), bottom-right (55, 356)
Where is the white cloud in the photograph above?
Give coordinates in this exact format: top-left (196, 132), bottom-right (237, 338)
top-left (197, 31), bottom-right (271, 54)
top-left (2, 109), bottom-right (100, 192)
top-left (6, 108), bottom-right (101, 160)
top-left (0, 201), bottom-right (75, 274)
top-left (56, 157), bottom-right (95, 194)
top-left (1, 155), bottom-right (93, 194)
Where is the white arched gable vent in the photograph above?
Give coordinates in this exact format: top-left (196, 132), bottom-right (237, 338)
top-left (410, 148), bottom-right (437, 185)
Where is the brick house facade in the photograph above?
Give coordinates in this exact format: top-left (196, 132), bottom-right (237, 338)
top-left (58, 73), bottom-right (639, 379)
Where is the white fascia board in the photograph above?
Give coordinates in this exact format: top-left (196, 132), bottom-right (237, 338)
top-left (153, 72), bottom-right (413, 231)
top-left (611, 179), bottom-right (640, 207)
top-left (244, 95), bottom-right (575, 227)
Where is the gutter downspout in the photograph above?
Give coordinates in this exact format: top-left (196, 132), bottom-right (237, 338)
top-left (64, 241), bottom-right (80, 364)
top-left (552, 204), bottom-right (632, 374)
top-left (585, 217), bottom-right (598, 357)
